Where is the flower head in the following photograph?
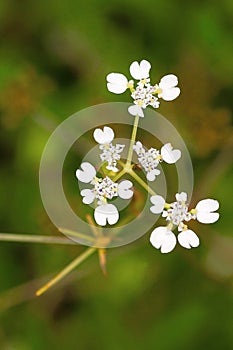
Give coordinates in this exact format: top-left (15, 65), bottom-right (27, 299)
top-left (133, 141), bottom-right (181, 181)
top-left (149, 192), bottom-right (219, 253)
top-left (76, 162), bottom-right (133, 226)
top-left (106, 59), bottom-right (180, 114)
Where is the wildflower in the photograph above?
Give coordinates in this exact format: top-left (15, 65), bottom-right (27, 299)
top-left (149, 192), bottom-right (220, 253)
top-left (106, 59), bottom-right (180, 112)
top-left (93, 126), bottom-right (125, 172)
top-left (133, 141), bottom-right (181, 181)
top-left (76, 162), bottom-right (133, 226)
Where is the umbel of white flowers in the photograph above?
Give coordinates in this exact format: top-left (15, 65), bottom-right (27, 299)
top-left (93, 126), bottom-right (125, 173)
top-left (76, 162), bottom-right (133, 226)
top-left (106, 59), bottom-right (180, 118)
top-left (149, 192), bottom-right (220, 253)
top-left (133, 141), bottom-right (181, 181)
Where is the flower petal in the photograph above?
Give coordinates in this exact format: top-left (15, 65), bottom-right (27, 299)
top-left (159, 74), bottom-right (178, 88)
top-left (175, 192), bottom-right (188, 202)
top-left (128, 105), bottom-right (144, 118)
top-left (76, 162), bottom-right (96, 183)
top-left (93, 126), bottom-right (114, 144)
top-left (94, 204), bottom-right (119, 226)
top-left (196, 199), bottom-right (219, 212)
top-left (150, 227), bottom-right (176, 253)
top-left (118, 180), bottom-right (133, 199)
top-left (80, 189), bottom-right (95, 204)
top-left (178, 229), bottom-right (200, 249)
top-left (150, 195), bottom-right (165, 214)
top-left (129, 60), bottom-right (151, 80)
top-left (196, 199), bottom-right (220, 223)
top-left (159, 87), bottom-right (180, 101)
top-left (146, 169), bottom-right (160, 182)
top-left (196, 212), bottom-right (219, 224)
top-left (106, 73), bottom-right (128, 94)
top-left (161, 143), bottom-right (181, 164)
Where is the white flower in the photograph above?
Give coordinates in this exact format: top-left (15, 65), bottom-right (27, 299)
top-left (150, 195), bottom-right (165, 214)
top-left (76, 162), bottom-right (134, 226)
top-left (195, 199), bottom-right (219, 224)
top-left (128, 105), bottom-right (144, 118)
top-left (149, 192), bottom-right (220, 253)
top-left (178, 230), bottom-right (200, 249)
top-left (129, 60), bottom-right (151, 80)
top-left (161, 143), bottom-right (181, 164)
top-left (76, 162), bottom-right (96, 183)
top-left (93, 126), bottom-right (125, 172)
top-left (133, 141), bottom-right (181, 181)
top-left (94, 204), bottom-right (119, 226)
top-left (150, 227), bottom-right (177, 253)
top-left (106, 73), bottom-right (129, 94)
top-left (106, 60), bottom-right (181, 111)
top-left (156, 74), bottom-right (180, 101)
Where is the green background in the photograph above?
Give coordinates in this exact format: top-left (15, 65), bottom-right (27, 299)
top-left (0, 0), bottom-right (232, 349)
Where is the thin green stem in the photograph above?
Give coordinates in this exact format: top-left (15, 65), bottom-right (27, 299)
top-left (112, 168), bottom-right (126, 182)
top-left (36, 247), bottom-right (96, 296)
top-left (0, 233), bottom-right (76, 245)
top-left (129, 169), bottom-right (157, 196)
top-left (58, 228), bottom-right (96, 242)
top-left (126, 114), bottom-right (140, 167)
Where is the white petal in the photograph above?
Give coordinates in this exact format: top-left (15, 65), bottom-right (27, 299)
top-left (80, 189), bottom-right (95, 204)
top-left (196, 199), bottom-right (220, 224)
top-left (146, 169), bottom-right (160, 182)
top-left (196, 212), bottom-right (219, 224)
top-left (161, 143), bottom-right (181, 164)
top-left (159, 74), bottom-right (178, 88)
top-left (159, 87), bottom-right (180, 101)
top-left (94, 204), bottom-right (119, 226)
top-left (129, 60), bottom-right (151, 80)
top-left (106, 73), bottom-right (128, 94)
top-left (93, 126), bottom-right (114, 144)
top-left (140, 60), bottom-right (151, 78)
top-left (118, 180), bottom-right (133, 199)
top-left (150, 227), bottom-right (176, 253)
top-left (150, 195), bottom-right (165, 214)
top-left (128, 105), bottom-right (144, 118)
top-left (175, 192), bottom-right (188, 202)
top-left (76, 162), bottom-right (96, 183)
top-left (133, 141), bottom-right (144, 154)
top-left (196, 199), bottom-right (219, 212)
top-left (178, 229), bottom-right (200, 249)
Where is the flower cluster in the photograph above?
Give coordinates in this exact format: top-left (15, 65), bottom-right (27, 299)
top-left (149, 192), bottom-right (220, 253)
top-left (74, 59), bottom-right (220, 253)
top-left (133, 141), bottom-right (181, 181)
top-left (93, 126), bottom-right (125, 172)
top-left (107, 59), bottom-right (180, 118)
top-left (76, 162), bottom-right (133, 226)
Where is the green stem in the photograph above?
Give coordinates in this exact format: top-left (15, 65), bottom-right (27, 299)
top-left (126, 114), bottom-right (140, 167)
top-left (36, 247), bottom-right (96, 296)
top-left (58, 228), bottom-right (96, 242)
top-left (0, 233), bottom-right (76, 245)
top-left (112, 169), bottom-right (126, 182)
top-left (129, 169), bottom-right (157, 196)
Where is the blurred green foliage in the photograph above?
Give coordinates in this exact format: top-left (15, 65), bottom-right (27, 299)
top-left (0, 0), bottom-right (232, 349)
